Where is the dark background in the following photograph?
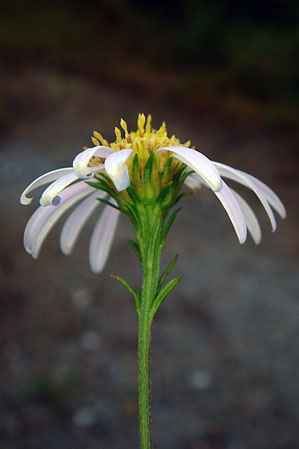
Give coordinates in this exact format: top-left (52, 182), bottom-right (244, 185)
top-left (0, 1), bottom-right (298, 448)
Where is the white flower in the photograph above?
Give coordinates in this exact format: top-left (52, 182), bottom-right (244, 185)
top-left (20, 144), bottom-right (285, 273)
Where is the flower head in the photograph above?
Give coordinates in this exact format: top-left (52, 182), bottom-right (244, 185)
top-left (20, 114), bottom-right (286, 272)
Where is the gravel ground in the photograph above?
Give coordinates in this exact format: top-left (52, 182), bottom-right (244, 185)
top-left (0, 66), bottom-right (298, 449)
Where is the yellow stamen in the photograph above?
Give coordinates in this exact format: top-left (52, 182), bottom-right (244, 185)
top-left (120, 118), bottom-right (129, 136)
top-left (156, 122), bottom-right (166, 137)
top-left (137, 113), bottom-right (146, 134)
top-left (92, 137), bottom-right (100, 146)
top-left (145, 114), bottom-right (152, 135)
top-left (115, 127), bottom-right (122, 142)
top-left (90, 114), bottom-right (191, 169)
top-left (93, 131), bottom-right (103, 141)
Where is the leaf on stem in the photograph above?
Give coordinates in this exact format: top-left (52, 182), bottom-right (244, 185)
top-left (97, 198), bottom-right (121, 211)
top-left (178, 169), bottom-right (194, 185)
top-left (126, 202), bottom-right (141, 228)
top-left (111, 275), bottom-right (140, 312)
top-left (95, 172), bottom-right (113, 184)
top-left (128, 239), bottom-right (141, 260)
top-left (146, 213), bottom-right (163, 263)
top-left (161, 157), bottom-right (173, 181)
top-left (150, 274), bottom-right (183, 317)
top-left (132, 153), bottom-right (139, 181)
top-left (158, 254), bottom-right (178, 291)
top-left (162, 208), bottom-right (182, 241)
top-left (144, 150), bottom-right (154, 185)
top-left (87, 181), bottom-right (117, 200)
top-left (156, 181), bottom-right (173, 204)
top-left (86, 181), bottom-right (101, 189)
top-left (126, 185), bottom-right (141, 204)
top-left (174, 192), bottom-right (193, 204)
top-left (172, 163), bottom-right (187, 183)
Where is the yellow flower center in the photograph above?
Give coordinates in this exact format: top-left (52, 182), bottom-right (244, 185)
top-left (89, 113), bottom-right (191, 170)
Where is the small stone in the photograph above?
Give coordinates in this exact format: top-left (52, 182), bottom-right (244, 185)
top-left (189, 369), bottom-right (212, 390)
top-left (71, 287), bottom-right (92, 308)
top-left (73, 406), bottom-right (97, 427)
top-left (80, 331), bottom-right (101, 351)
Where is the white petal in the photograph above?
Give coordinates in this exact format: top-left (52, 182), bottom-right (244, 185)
top-left (157, 146), bottom-right (222, 192)
top-left (104, 149), bottom-right (134, 191)
top-left (214, 162), bottom-right (277, 231)
top-left (60, 190), bottom-right (106, 255)
top-left (24, 182), bottom-right (93, 257)
top-left (39, 173), bottom-right (80, 206)
top-left (73, 146), bottom-right (114, 177)
top-left (214, 181), bottom-right (247, 244)
top-left (20, 167), bottom-right (74, 205)
top-left (24, 181), bottom-right (91, 252)
top-left (231, 189), bottom-right (262, 244)
top-left (240, 172), bottom-right (286, 219)
top-left (89, 202), bottom-right (120, 273)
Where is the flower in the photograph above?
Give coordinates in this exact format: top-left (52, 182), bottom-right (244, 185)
top-left (20, 114), bottom-right (286, 273)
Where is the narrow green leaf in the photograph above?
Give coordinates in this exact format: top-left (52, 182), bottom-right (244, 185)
top-left (158, 254), bottom-right (178, 290)
top-left (151, 274), bottom-right (183, 317)
top-left (97, 198), bottom-right (121, 211)
top-left (92, 177), bottom-right (111, 191)
top-left (87, 178), bottom-right (112, 192)
top-left (143, 213), bottom-right (164, 301)
top-left (162, 208), bottom-right (182, 241)
top-left (144, 150), bottom-right (154, 185)
top-left (128, 239), bottom-right (141, 260)
top-left (95, 172), bottom-right (112, 184)
top-left (171, 160), bottom-right (181, 174)
top-left (136, 286), bottom-right (141, 301)
top-left (171, 165), bottom-right (190, 192)
top-left (126, 185), bottom-right (140, 204)
top-left (156, 181), bottom-right (173, 204)
top-left (161, 157), bottom-right (173, 181)
top-left (90, 183), bottom-right (118, 201)
top-left (146, 213), bottom-right (163, 263)
top-left (179, 169), bottom-right (194, 184)
top-left (174, 192), bottom-right (192, 204)
top-left (132, 153), bottom-right (139, 178)
top-left (86, 181), bottom-right (101, 189)
top-left (174, 169), bottom-right (195, 193)
top-left (126, 202), bottom-right (140, 227)
top-left (111, 275), bottom-right (140, 311)
top-left (173, 163), bottom-right (187, 183)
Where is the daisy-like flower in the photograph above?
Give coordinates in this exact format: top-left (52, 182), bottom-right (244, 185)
top-left (21, 114), bottom-right (285, 272)
top-left (20, 114), bottom-right (287, 449)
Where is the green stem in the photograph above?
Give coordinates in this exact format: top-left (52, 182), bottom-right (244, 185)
top-left (137, 207), bottom-right (163, 449)
top-left (138, 298), bottom-right (153, 449)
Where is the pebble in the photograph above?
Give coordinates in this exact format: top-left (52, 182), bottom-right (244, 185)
top-left (80, 331), bottom-right (101, 351)
top-left (189, 369), bottom-right (212, 390)
top-left (73, 406), bottom-right (97, 427)
top-left (71, 287), bottom-right (92, 308)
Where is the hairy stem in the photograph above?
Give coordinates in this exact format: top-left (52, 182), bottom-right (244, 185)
top-left (138, 298), bottom-right (153, 449)
top-left (137, 208), bottom-right (163, 449)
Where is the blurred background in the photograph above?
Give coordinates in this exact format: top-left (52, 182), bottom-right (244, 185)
top-left (0, 1), bottom-right (298, 448)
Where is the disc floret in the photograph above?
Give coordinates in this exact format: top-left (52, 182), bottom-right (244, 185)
top-left (92, 113), bottom-right (191, 163)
